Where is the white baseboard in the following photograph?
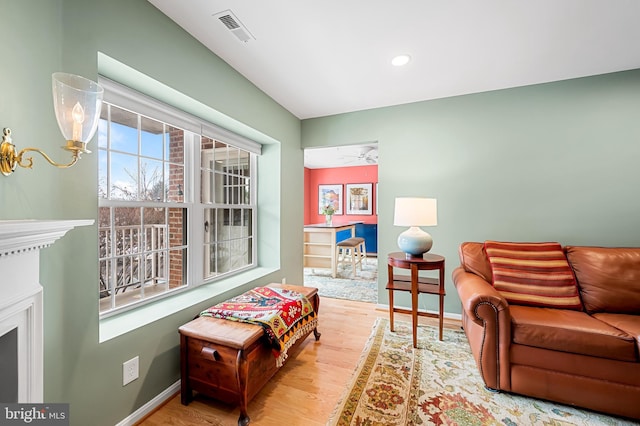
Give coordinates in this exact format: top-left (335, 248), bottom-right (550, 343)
top-left (116, 380), bottom-right (180, 426)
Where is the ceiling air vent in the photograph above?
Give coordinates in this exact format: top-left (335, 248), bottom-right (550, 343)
top-left (213, 10), bottom-right (255, 43)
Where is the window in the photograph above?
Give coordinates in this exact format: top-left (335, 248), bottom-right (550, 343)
top-left (98, 78), bottom-right (259, 316)
top-left (201, 137), bottom-right (255, 278)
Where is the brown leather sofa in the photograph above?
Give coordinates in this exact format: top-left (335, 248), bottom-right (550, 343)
top-left (452, 242), bottom-right (640, 420)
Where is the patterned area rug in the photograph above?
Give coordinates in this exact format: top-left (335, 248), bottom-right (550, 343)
top-left (328, 318), bottom-right (635, 426)
top-left (304, 257), bottom-right (378, 303)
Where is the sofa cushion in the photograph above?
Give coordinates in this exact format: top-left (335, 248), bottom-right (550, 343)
top-left (566, 246), bottom-right (640, 314)
top-left (510, 306), bottom-right (638, 362)
top-left (484, 241), bottom-right (582, 310)
top-left (458, 242), bottom-right (493, 282)
top-left (593, 313), bottom-right (640, 357)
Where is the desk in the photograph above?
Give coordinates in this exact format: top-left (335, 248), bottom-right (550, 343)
top-left (386, 252), bottom-right (446, 348)
top-left (303, 223), bottom-right (357, 278)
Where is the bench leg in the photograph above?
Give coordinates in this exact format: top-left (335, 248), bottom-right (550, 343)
top-left (180, 334), bottom-right (193, 405)
top-left (238, 413), bottom-right (250, 426)
top-left (235, 350), bottom-right (250, 426)
top-left (312, 295), bottom-right (321, 341)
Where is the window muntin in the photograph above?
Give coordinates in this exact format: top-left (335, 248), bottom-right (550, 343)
top-left (97, 84), bottom-right (258, 316)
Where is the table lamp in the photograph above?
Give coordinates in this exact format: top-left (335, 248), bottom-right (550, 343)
top-left (393, 197), bottom-right (437, 257)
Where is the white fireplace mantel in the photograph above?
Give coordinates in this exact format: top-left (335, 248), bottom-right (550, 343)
top-left (0, 220), bottom-right (94, 257)
top-left (0, 219), bottom-right (93, 403)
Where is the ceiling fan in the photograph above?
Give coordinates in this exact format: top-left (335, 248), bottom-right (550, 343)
top-left (343, 146), bottom-right (378, 165)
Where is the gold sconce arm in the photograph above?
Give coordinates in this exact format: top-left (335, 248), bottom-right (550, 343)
top-left (1, 128), bottom-right (90, 176)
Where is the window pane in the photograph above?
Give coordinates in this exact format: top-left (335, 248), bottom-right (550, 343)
top-left (167, 163), bottom-right (184, 203)
top-left (216, 242), bottom-right (231, 273)
top-left (203, 208), bottom-right (216, 278)
top-left (98, 207), bottom-right (113, 312)
top-left (201, 137), bottom-right (215, 204)
top-left (98, 207), bottom-right (111, 259)
top-left (167, 126), bottom-right (185, 203)
top-left (144, 207), bottom-right (167, 251)
top-left (98, 107), bottom-right (108, 149)
top-left (215, 171), bottom-right (225, 204)
top-left (230, 238), bottom-right (251, 269)
top-left (225, 146), bottom-right (241, 169)
top-left (242, 177), bottom-right (250, 204)
top-left (241, 157), bottom-right (251, 179)
top-left (168, 209), bottom-right (187, 289)
top-left (140, 159), bottom-right (164, 202)
top-left (243, 209), bottom-right (253, 237)
top-left (98, 150), bottom-right (108, 199)
top-left (140, 117), bottom-right (164, 159)
top-left (216, 208), bottom-right (228, 241)
top-left (203, 206), bottom-right (252, 280)
top-left (168, 208), bottom-right (187, 248)
top-left (169, 248), bottom-right (187, 291)
top-left (109, 106), bottom-right (138, 154)
top-left (144, 250), bottom-right (165, 284)
top-left (204, 244), bottom-right (216, 277)
top-left (110, 152), bottom-right (138, 200)
top-left (99, 259), bottom-right (111, 299)
top-left (167, 126), bottom-right (184, 164)
top-left (113, 208), bottom-right (141, 255)
top-left (204, 208), bottom-right (215, 244)
top-left (114, 254), bottom-right (143, 308)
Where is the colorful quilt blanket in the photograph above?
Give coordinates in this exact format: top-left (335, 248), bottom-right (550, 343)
top-left (200, 286), bottom-right (317, 367)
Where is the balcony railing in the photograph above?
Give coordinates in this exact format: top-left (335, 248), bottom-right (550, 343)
top-left (99, 224), bottom-right (167, 300)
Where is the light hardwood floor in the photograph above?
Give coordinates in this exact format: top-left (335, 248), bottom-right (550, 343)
top-left (137, 297), bottom-right (462, 426)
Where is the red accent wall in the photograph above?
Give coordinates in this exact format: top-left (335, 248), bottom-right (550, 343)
top-left (304, 165), bottom-right (378, 225)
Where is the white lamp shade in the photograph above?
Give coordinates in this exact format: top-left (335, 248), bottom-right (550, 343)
top-left (52, 72), bottom-right (104, 143)
top-left (393, 197), bottom-right (437, 227)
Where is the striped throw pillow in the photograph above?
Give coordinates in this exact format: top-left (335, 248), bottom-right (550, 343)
top-left (484, 241), bottom-right (582, 310)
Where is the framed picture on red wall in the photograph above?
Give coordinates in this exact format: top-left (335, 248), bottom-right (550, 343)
top-left (318, 184), bottom-right (343, 215)
top-left (346, 183), bottom-right (373, 215)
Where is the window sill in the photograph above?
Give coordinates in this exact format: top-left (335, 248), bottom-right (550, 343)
top-left (99, 266), bottom-right (278, 343)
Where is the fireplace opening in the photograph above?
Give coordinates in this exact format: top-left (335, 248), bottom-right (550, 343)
top-left (0, 327), bottom-right (18, 402)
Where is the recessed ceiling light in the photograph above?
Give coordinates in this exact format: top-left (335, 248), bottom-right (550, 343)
top-left (391, 54), bottom-right (411, 67)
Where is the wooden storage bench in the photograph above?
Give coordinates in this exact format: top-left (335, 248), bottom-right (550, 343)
top-left (179, 284), bottom-right (320, 426)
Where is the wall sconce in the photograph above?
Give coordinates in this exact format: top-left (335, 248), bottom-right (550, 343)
top-left (1, 72), bottom-right (104, 176)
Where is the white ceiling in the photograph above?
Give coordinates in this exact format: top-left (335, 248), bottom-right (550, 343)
top-left (148, 0), bottom-right (640, 120)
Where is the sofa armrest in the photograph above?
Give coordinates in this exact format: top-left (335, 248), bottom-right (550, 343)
top-left (453, 267), bottom-right (510, 325)
top-left (452, 266), bottom-right (512, 391)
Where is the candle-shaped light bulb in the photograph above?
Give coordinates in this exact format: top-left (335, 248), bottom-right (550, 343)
top-left (71, 102), bottom-right (85, 141)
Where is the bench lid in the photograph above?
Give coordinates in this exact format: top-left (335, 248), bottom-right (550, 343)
top-left (179, 316), bottom-right (264, 349)
top-left (179, 284), bottom-right (318, 349)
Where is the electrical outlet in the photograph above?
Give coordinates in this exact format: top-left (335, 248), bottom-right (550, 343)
top-left (123, 356), bottom-right (139, 386)
top-left (281, 277), bottom-right (286, 284)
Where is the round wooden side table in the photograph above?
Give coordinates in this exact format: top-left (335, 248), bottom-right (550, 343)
top-left (386, 252), bottom-right (446, 348)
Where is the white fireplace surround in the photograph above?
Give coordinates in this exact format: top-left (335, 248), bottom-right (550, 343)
top-left (0, 220), bottom-right (93, 402)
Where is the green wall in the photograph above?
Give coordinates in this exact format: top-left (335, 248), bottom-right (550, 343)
top-left (4, 0), bottom-right (640, 424)
top-left (1, 0), bottom-right (303, 425)
top-left (302, 69), bottom-right (640, 315)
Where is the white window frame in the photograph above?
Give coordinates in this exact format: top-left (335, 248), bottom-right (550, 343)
top-left (98, 77), bottom-right (260, 317)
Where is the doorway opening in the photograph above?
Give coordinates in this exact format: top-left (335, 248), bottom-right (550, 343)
top-left (303, 143), bottom-right (379, 303)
